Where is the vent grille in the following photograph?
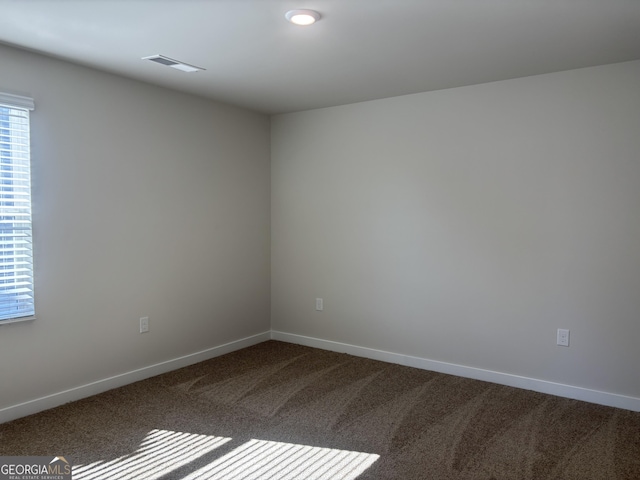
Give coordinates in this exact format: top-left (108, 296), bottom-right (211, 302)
top-left (142, 55), bottom-right (205, 73)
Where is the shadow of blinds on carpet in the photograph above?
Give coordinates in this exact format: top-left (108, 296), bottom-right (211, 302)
top-left (73, 429), bottom-right (379, 480)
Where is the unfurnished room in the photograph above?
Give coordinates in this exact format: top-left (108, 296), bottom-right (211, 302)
top-left (0, 1), bottom-right (639, 479)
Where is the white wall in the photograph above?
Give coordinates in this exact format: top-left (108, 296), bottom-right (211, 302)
top-left (2, 42), bottom-right (638, 418)
top-left (272, 60), bottom-right (640, 401)
top-left (0, 44), bottom-right (271, 412)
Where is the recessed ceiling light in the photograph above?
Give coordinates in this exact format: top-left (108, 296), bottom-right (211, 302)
top-left (142, 55), bottom-right (205, 73)
top-left (285, 9), bottom-right (321, 26)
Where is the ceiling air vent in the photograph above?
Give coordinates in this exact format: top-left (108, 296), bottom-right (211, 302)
top-left (142, 54), bottom-right (205, 73)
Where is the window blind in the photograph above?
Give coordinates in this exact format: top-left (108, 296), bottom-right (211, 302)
top-left (0, 93), bottom-right (35, 322)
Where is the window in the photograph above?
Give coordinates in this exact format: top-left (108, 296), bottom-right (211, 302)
top-left (0, 93), bottom-right (35, 323)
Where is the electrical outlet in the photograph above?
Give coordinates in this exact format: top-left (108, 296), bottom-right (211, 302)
top-left (316, 298), bottom-right (323, 311)
top-left (140, 316), bottom-right (149, 333)
top-left (557, 328), bottom-right (569, 347)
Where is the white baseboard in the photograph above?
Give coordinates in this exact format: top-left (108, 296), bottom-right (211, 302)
top-left (3, 329), bottom-right (637, 425)
top-left (271, 331), bottom-right (640, 412)
top-left (0, 331), bottom-right (271, 424)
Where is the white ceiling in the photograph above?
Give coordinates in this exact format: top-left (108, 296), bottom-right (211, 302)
top-left (1, 0), bottom-right (639, 114)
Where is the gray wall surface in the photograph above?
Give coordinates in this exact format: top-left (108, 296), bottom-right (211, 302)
top-left (272, 60), bottom-right (640, 399)
top-left (2, 41), bottom-right (638, 414)
top-left (0, 44), bottom-right (271, 410)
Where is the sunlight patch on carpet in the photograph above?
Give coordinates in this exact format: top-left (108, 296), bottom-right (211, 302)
top-left (182, 439), bottom-right (379, 480)
top-left (73, 429), bottom-right (231, 480)
top-left (72, 429), bottom-right (379, 480)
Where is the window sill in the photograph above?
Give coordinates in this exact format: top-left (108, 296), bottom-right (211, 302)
top-left (0, 316), bottom-right (36, 326)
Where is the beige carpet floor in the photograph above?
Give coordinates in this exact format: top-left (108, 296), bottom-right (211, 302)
top-left (1, 340), bottom-right (639, 479)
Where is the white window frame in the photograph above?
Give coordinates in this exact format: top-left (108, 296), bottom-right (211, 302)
top-left (0, 92), bottom-right (36, 324)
